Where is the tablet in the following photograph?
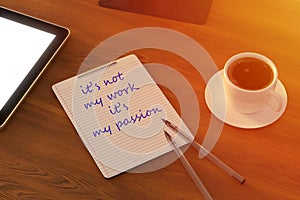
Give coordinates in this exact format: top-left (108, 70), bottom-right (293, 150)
top-left (0, 7), bottom-right (70, 129)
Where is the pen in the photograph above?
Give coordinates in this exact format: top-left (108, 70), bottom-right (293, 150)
top-left (162, 118), bottom-right (246, 184)
top-left (164, 130), bottom-right (213, 200)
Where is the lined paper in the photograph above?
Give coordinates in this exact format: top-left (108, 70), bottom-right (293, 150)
top-left (52, 55), bottom-right (193, 178)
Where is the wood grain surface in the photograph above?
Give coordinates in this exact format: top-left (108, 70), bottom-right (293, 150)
top-left (0, 0), bottom-right (299, 199)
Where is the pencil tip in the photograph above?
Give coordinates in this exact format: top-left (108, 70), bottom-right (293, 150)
top-left (161, 118), bottom-right (166, 123)
top-left (164, 130), bottom-right (172, 141)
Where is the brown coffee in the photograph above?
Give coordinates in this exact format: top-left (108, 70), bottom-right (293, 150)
top-left (227, 57), bottom-right (274, 90)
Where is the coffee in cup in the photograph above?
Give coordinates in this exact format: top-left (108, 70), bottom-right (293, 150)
top-left (227, 57), bottom-right (274, 90)
top-left (223, 52), bottom-right (282, 113)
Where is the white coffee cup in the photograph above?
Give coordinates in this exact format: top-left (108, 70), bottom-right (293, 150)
top-left (223, 52), bottom-right (282, 113)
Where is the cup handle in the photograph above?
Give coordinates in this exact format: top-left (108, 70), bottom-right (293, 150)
top-left (266, 90), bottom-right (282, 112)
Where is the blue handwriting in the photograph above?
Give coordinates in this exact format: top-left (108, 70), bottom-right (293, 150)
top-left (92, 125), bottom-right (112, 137)
top-left (104, 72), bottom-right (124, 86)
top-left (84, 97), bottom-right (104, 109)
top-left (80, 82), bottom-right (101, 95)
top-left (115, 107), bottom-right (163, 131)
top-left (107, 82), bottom-right (139, 100)
top-left (108, 102), bottom-right (129, 115)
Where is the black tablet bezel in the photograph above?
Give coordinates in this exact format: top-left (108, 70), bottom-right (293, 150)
top-left (0, 7), bottom-right (70, 129)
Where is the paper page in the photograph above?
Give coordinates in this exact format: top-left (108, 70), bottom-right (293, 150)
top-left (52, 54), bottom-right (193, 178)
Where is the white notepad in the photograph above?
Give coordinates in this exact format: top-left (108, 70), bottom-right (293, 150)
top-left (52, 55), bottom-right (193, 178)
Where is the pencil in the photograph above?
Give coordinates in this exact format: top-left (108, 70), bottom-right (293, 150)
top-left (164, 130), bottom-right (213, 200)
top-left (162, 118), bottom-right (246, 184)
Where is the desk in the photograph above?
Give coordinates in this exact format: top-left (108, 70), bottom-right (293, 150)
top-left (0, 0), bottom-right (300, 199)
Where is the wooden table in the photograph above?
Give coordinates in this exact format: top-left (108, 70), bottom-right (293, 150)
top-left (1, 0), bottom-right (300, 199)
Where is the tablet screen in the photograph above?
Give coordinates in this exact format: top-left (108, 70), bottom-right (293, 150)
top-left (0, 7), bottom-right (69, 128)
top-left (0, 17), bottom-right (56, 110)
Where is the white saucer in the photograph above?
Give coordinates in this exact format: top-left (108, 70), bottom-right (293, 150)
top-left (205, 70), bottom-right (287, 129)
